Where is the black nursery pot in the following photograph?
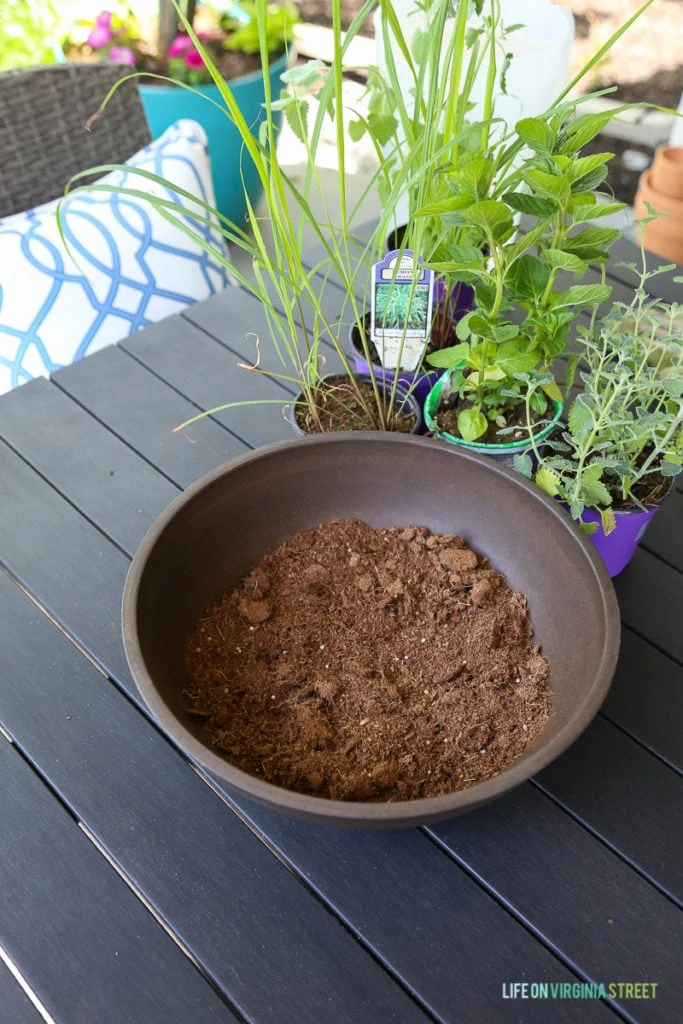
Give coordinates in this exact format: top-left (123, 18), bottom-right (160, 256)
top-left (122, 434), bottom-right (620, 830)
top-left (286, 372), bottom-right (424, 436)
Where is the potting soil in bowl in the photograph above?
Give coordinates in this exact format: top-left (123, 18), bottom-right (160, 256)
top-left (185, 518), bottom-right (551, 801)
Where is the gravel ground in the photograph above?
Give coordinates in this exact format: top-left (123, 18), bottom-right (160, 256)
top-left (295, 0), bottom-right (682, 106)
top-left (293, 1), bottom-right (682, 202)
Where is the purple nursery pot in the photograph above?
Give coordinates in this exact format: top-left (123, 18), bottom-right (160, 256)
top-left (350, 282), bottom-right (475, 406)
top-left (581, 505), bottom-right (661, 577)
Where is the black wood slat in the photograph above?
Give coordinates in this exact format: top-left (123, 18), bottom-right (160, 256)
top-left (535, 716), bottom-right (682, 903)
top-left (224, 794), bottom-right (618, 1024)
top-left (0, 377), bottom-right (178, 554)
top-left (601, 629), bottom-right (683, 773)
top-left (0, 571), bottom-right (429, 1024)
top-left (0, 439), bottom-right (134, 689)
top-left (614, 550), bottom-right (683, 664)
top-left (0, 960), bottom-right (41, 1024)
top-left (639, 488), bottom-right (683, 574)
top-left (120, 309), bottom-right (297, 446)
top-left (53, 344), bottom-right (247, 489)
top-left (428, 786), bottom-right (683, 1024)
top-left (0, 738), bottom-right (237, 1024)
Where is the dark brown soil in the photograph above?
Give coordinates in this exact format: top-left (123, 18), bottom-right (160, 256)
top-left (435, 389), bottom-right (550, 445)
top-left (66, 41), bottom-right (267, 84)
top-left (293, 375), bottom-right (416, 433)
top-left (296, 0), bottom-right (375, 36)
top-left (184, 518), bottom-right (552, 802)
top-left (609, 457), bottom-right (673, 511)
top-left (138, 46), bottom-right (263, 84)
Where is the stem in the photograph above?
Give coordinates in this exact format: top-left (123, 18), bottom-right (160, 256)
top-left (481, 0), bottom-right (499, 151)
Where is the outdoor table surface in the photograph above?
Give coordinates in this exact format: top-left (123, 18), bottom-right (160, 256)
top-left (0, 228), bottom-right (681, 1024)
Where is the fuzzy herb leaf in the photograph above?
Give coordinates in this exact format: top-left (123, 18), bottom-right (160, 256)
top-left (367, 112), bottom-right (398, 147)
top-left (348, 118), bottom-right (366, 142)
top-left (568, 399), bottom-right (593, 436)
top-left (601, 507), bottom-right (617, 536)
top-left (535, 465), bottom-right (561, 497)
top-left (570, 497), bottom-right (585, 520)
top-left (284, 99), bottom-right (309, 144)
top-left (513, 453), bottom-right (533, 478)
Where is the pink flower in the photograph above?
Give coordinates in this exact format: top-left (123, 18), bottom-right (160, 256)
top-left (109, 45), bottom-right (136, 66)
top-left (184, 48), bottom-right (205, 70)
top-left (87, 23), bottom-right (112, 49)
top-left (96, 11), bottom-right (114, 29)
top-left (168, 34), bottom-right (193, 58)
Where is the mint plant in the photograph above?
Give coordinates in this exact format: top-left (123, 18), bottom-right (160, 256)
top-left (420, 107), bottom-right (624, 440)
top-left (344, 0), bottom-right (658, 436)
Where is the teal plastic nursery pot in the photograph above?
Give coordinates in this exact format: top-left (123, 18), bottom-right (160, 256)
top-left (424, 371), bottom-right (563, 468)
top-left (139, 52), bottom-right (288, 226)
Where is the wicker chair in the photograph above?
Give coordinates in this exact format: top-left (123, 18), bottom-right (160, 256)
top-left (0, 63), bottom-right (152, 218)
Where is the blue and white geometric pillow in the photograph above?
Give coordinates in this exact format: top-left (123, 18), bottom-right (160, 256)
top-left (0, 119), bottom-right (228, 395)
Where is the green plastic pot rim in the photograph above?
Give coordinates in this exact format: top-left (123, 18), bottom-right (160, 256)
top-left (138, 49), bottom-right (289, 93)
top-left (425, 370), bottom-right (563, 452)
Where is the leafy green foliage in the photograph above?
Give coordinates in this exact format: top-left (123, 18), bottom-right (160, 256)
top-left (0, 0), bottom-right (61, 70)
top-left (223, 2), bottom-right (299, 55)
top-left (525, 258), bottom-right (683, 529)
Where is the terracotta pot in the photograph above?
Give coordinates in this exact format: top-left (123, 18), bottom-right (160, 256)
top-left (634, 169), bottom-right (683, 264)
top-left (650, 146), bottom-right (683, 200)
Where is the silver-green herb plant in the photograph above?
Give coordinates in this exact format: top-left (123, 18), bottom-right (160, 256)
top-left (514, 245), bottom-right (683, 535)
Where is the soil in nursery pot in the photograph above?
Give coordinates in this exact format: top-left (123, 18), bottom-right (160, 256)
top-left (138, 47), bottom-right (263, 84)
top-left (606, 448), bottom-right (673, 511)
top-left (294, 376), bottom-right (416, 433)
top-left (435, 391), bottom-right (549, 446)
top-left (184, 518), bottom-right (551, 802)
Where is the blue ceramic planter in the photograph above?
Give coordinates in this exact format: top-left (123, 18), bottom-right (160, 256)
top-left (139, 52), bottom-right (288, 227)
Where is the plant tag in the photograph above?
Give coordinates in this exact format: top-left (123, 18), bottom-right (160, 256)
top-left (371, 250), bottom-right (434, 371)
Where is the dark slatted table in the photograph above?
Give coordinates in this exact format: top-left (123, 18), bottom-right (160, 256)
top-left (0, 232), bottom-right (681, 1024)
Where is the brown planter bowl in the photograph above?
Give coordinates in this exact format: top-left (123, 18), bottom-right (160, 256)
top-left (122, 434), bottom-right (620, 829)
